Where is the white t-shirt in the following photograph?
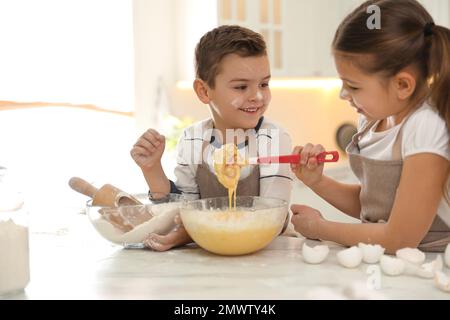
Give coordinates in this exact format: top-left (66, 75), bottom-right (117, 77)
top-left (172, 117), bottom-right (294, 204)
top-left (357, 102), bottom-right (450, 225)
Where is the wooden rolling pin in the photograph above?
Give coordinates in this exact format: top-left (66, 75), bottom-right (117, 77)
top-left (68, 177), bottom-right (142, 207)
top-left (69, 177), bottom-right (153, 232)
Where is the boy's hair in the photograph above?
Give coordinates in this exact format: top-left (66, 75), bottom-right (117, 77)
top-left (333, 0), bottom-right (450, 201)
top-left (195, 25), bottom-right (267, 88)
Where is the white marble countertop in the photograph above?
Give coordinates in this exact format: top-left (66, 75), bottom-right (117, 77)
top-left (4, 215), bottom-right (450, 300)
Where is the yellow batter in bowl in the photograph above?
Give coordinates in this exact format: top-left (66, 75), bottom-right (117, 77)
top-left (180, 196), bottom-right (288, 256)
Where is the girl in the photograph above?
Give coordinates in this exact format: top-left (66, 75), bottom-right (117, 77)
top-left (290, 0), bottom-right (450, 253)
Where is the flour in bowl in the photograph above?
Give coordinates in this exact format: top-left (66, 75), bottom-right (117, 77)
top-left (91, 202), bottom-right (180, 246)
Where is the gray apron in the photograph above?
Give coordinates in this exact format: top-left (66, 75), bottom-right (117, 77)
top-left (195, 141), bottom-right (260, 198)
top-left (347, 119), bottom-right (450, 252)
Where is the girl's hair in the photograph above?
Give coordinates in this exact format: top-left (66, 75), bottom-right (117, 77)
top-left (333, 0), bottom-right (450, 201)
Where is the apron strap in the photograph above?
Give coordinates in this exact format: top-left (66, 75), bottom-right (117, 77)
top-left (350, 119), bottom-right (378, 151)
top-left (391, 105), bottom-right (423, 160)
top-left (352, 110), bottom-right (417, 160)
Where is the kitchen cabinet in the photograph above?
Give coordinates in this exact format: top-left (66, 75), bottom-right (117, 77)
top-left (218, 0), bottom-right (450, 77)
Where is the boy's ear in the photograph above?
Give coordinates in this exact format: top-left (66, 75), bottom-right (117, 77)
top-left (193, 79), bottom-right (211, 104)
top-left (392, 71), bottom-right (416, 101)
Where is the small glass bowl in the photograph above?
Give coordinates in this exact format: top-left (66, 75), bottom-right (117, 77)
top-left (86, 193), bottom-right (183, 248)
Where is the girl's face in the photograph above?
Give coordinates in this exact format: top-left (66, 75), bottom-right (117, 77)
top-left (334, 53), bottom-right (407, 121)
top-left (207, 54), bottom-right (271, 130)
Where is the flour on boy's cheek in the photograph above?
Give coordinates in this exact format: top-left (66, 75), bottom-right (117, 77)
top-left (230, 97), bottom-right (244, 109)
top-left (256, 91), bottom-right (264, 101)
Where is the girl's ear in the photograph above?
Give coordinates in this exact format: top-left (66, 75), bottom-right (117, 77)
top-left (193, 79), bottom-right (211, 104)
top-left (392, 71), bottom-right (417, 101)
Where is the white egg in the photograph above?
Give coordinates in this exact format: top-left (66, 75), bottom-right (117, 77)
top-left (396, 248), bottom-right (426, 265)
top-left (380, 255), bottom-right (405, 276)
top-left (358, 243), bottom-right (385, 264)
top-left (445, 244), bottom-right (450, 269)
top-left (336, 246), bottom-right (363, 268)
top-left (434, 271), bottom-right (450, 293)
top-left (421, 255), bottom-right (443, 276)
top-left (397, 255), bottom-right (443, 279)
top-left (302, 243), bottom-right (329, 264)
top-left (403, 264), bottom-right (432, 279)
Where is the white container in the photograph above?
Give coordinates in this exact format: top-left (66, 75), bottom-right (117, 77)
top-left (0, 168), bottom-right (30, 296)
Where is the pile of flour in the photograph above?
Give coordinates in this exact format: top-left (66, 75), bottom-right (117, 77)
top-left (0, 219), bottom-right (30, 295)
top-left (92, 202), bottom-right (180, 245)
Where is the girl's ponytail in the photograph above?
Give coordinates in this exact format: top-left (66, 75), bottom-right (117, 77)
top-left (427, 24), bottom-right (450, 130)
top-left (427, 24), bottom-right (450, 203)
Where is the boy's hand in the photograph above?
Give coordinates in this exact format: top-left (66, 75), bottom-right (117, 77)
top-left (290, 144), bottom-right (325, 187)
top-left (130, 129), bottom-right (165, 170)
top-left (143, 215), bottom-right (192, 251)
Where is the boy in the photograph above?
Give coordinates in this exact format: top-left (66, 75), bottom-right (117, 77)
top-left (131, 25), bottom-right (294, 251)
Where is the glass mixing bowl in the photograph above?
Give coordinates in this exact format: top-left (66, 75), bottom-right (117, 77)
top-left (180, 196), bottom-right (288, 256)
top-left (86, 193), bottom-right (183, 248)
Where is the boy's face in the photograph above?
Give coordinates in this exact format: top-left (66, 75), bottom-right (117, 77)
top-left (205, 54), bottom-right (271, 130)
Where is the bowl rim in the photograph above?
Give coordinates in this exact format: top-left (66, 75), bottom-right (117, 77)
top-left (180, 195), bottom-right (288, 210)
top-left (85, 193), bottom-right (184, 208)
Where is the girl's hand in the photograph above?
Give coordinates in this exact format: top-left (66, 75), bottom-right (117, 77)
top-left (130, 129), bottom-right (166, 170)
top-left (290, 204), bottom-right (324, 240)
top-left (290, 144), bottom-right (325, 187)
top-left (143, 215), bottom-right (192, 251)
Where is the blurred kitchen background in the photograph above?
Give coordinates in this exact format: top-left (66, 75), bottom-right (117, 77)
top-left (1, 0), bottom-right (449, 229)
